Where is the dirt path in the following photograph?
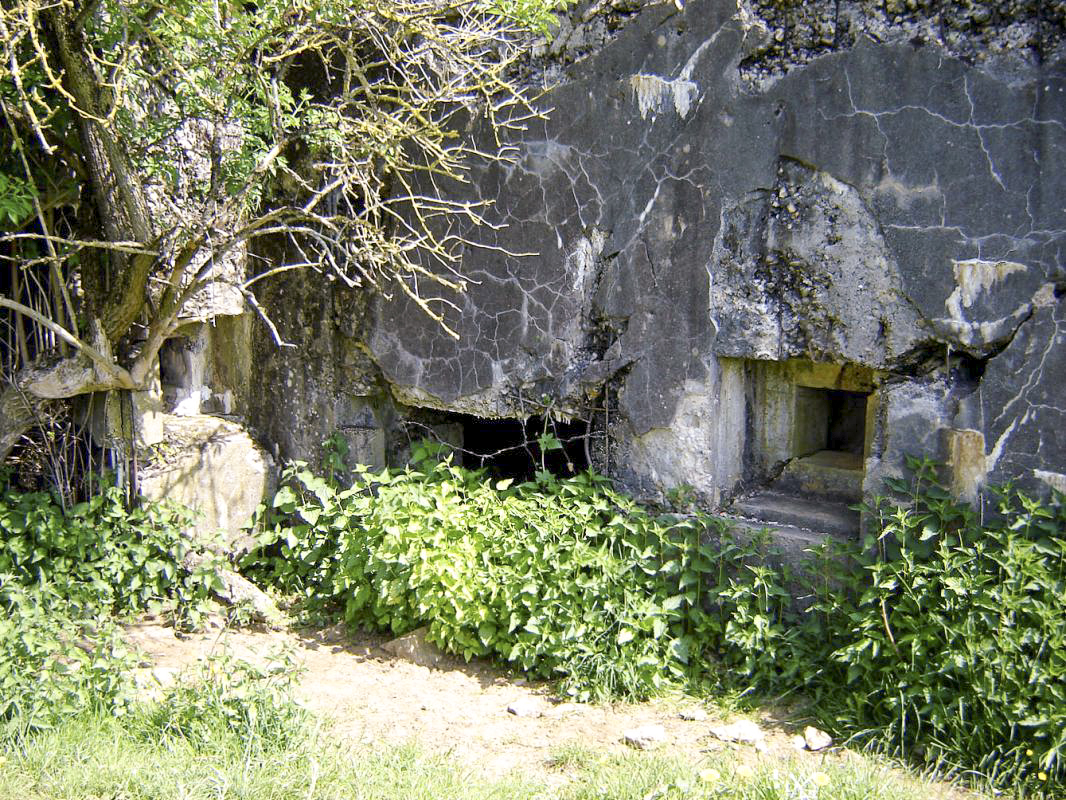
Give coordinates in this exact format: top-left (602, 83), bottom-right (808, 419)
top-left (124, 619), bottom-right (823, 782)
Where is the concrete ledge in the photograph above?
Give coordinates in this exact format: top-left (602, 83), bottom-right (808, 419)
top-left (729, 490), bottom-right (860, 539)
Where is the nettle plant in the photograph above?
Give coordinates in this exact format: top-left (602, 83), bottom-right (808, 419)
top-left (0, 479), bottom-right (224, 621)
top-left (0, 581), bottom-right (138, 733)
top-left (0, 474), bottom-right (225, 732)
top-left (831, 457), bottom-right (1066, 792)
top-left (244, 444), bottom-right (810, 700)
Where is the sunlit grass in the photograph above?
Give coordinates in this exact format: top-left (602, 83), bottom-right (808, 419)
top-left (0, 712), bottom-right (540, 800)
top-left (0, 710), bottom-right (993, 800)
top-left (549, 745), bottom-right (981, 800)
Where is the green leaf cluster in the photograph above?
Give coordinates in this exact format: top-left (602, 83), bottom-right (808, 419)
top-left (0, 481), bottom-right (223, 621)
top-left (479, 0), bottom-right (576, 34)
top-left (0, 582), bottom-right (137, 735)
top-left (0, 172), bottom-right (34, 226)
top-left (245, 452), bottom-right (778, 700)
top-left (0, 477), bottom-right (225, 732)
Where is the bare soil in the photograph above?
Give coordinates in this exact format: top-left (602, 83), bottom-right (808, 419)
top-left (122, 619), bottom-right (959, 793)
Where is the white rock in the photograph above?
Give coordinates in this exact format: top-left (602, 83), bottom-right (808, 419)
top-left (131, 666), bottom-right (178, 702)
top-left (791, 734), bottom-right (808, 750)
top-left (624, 724), bottom-right (668, 750)
top-left (152, 666), bottom-right (178, 686)
top-left (507, 697), bottom-right (543, 718)
top-left (138, 414), bottom-right (275, 555)
top-left (133, 666), bottom-right (177, 689)
top-left (803, 725), bottom-right (833, 751)
top-left (678, 707), bottom-right (708, 721)
top-left (709, 719), bottom-right (765, 744)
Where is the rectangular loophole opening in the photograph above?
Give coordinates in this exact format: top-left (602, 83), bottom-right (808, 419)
top-left (793, 387), bottom-right (868, 470)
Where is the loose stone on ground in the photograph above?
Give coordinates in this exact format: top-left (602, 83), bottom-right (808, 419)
top-left (709, 719), bottom-right (766, 745)
top-left (381, 626), bottom-right (447, 668)
top-left (623, 724), bottom-right (668, 750)
top-left (507, 697), bottom-right (544, 718)
top-left (803, 725), bottom-right (833, 751)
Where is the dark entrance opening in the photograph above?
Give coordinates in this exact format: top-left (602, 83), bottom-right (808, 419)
top-left (459, 415), bottom-right (589, 482)
top-left (826, 389), bottom-right (868, 456)
top-left (792, 386), bottom-right (868, 473)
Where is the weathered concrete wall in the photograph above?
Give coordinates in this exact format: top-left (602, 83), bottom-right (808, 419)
top-left (247, 0), bottom-right (1064, 512)
top-left (139, 415), bottom-right (275, 553)
top-left (361, 0), bottom-right (1064, 505)
top-left (243, 247), bottom-right (389, 469)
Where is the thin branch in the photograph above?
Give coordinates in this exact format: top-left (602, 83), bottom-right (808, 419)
top-left (240, 262), bottom-right (317, 289)
top-left (0, 296), bottom-right (134, 387)
top-left (0, 233), bottom-right (158, 257)
top-left (242, 289), bottom-right (295, 348)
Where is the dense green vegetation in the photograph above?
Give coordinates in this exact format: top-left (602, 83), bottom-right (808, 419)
top-left (0, 479), bottom-right (222, 619)
top-left (1, 449), bottom-right (1063, 795)
top-left (829, 464), bottom-right (1066, 791)
top-left (245, 449), bottom-right (1066, 795)
top-left (245, 443), bottom-right (742, 699)
top-left (0, 476), bottom-right (223, 732)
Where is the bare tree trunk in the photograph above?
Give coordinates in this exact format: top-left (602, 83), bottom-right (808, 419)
top-left (0, 9), bottom-right (165, 467)
top-left (0, 385), bottom-right (44, 463)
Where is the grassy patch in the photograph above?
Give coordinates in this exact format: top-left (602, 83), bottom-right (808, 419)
top-left (0, 713), bottom-right (989, 800)
top-left (555, 749), bottom-right (983, 800)
top-left (0, 650), bottom-right (986, 800)
top-left (0, 713), bottom-right (540, 800)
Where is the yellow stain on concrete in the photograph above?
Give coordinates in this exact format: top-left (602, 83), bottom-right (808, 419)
top-left (947, 428), bottom-right (987, 504)
top-left (950, 259), bottom-right (1026, 309)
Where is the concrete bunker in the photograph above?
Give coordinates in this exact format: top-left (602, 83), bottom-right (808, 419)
top-left (732, 359), bottom-right (880, 536)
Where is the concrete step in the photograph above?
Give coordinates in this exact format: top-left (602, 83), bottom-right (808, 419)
top-left (774, 449), bottom-right (863, 503)
top-left (728, 489), bottom-right (860, 539)
top-left (713, 513), bottom-right (855, 609)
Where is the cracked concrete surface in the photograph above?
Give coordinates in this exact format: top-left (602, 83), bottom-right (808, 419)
top-left (252, 0), bottom-right (1064, 505)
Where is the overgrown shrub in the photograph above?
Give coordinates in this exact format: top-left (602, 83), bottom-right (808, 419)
top-left (0, 583), bottom-right (137, 733)
top-left (0, 475), bottom-right (225, 732)
top-left (245, 447), bottom-right (795, 699)
top-left (825, 458), bottom-right (1066, 792)
top-left (244, 446), bottom-right (1066, 793)
top-left (0, 479), bottom-right (224, 620)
